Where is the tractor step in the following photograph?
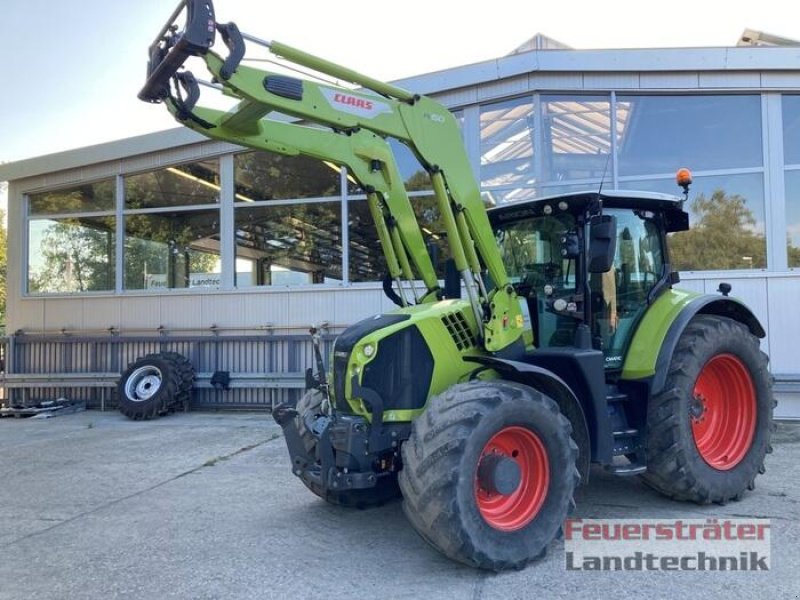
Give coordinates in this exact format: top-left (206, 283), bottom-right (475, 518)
top-left (605, 462), bottom-right (647, 476)
top-left (605, 391), bottom-right (629, 403)
top-left (612, 426), bottom-right (643, 456)
top-left (613, 428), bottom-right (638, 438)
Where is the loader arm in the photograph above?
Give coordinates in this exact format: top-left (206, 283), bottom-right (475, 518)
top-left (139, 0), bottom-right (523, 352)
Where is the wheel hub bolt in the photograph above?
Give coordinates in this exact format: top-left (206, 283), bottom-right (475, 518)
top-left (690, 395), bottom-right (706, 420)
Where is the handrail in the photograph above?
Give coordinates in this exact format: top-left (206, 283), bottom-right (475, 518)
top-left (11, 323), bottom-right (342, 337)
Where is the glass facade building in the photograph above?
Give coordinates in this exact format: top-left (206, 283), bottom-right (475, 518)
top-left (22, 92), bottom-right (797, 293)
top-left (3, 43), bottom-right (800, 416)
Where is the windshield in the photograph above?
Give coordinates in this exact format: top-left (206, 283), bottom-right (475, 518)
top-left (495, 213), bottom-right (579, 348)
top-left (495, 213), bottom-right (577, 291)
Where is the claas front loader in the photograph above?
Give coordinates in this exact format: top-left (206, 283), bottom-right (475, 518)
top-left (138, 0), bottom-right (774, 570)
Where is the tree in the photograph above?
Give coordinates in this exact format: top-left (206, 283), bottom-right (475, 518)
top-left (31, 218), bottom-right (114, 293)
top-left (235, 152), bottom-right (339, 200)
top-left (669, 190), bottom-right (766, 271)
top-left (789, 237), bottom-right (800, 268)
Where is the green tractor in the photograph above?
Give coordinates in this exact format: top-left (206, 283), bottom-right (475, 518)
top-left (140, 1), bottom-right (774, 570)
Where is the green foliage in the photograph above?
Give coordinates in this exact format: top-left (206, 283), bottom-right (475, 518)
top-left (31, 218), bottom-right (115, 293)
top-left (29, 181), bottom-right (114, 214)
top-left (669, 190), bottom-right (766, 271)
top-left (234, 152), bottom-right (339, 200)
top-left (789, 240), bottom-right (800, 268)
top-left (405, 170), bottom-right (432, 192)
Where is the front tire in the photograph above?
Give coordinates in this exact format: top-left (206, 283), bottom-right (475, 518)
top-left (399, 380), bottom-right (579, 571)
top-left (642, 315), bottom-right (774, 503)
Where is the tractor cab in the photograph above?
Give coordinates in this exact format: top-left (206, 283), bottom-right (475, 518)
top-left (490, 190), bottom-right (689, 369)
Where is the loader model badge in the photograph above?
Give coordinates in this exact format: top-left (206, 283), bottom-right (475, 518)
top-left (320, 88), bottom-right (391, 119)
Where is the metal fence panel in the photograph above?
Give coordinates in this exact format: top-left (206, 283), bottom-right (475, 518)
top-left (2, 332), bottom-right (334, 410)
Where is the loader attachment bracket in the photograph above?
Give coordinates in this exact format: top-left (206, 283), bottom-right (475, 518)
top-left (216, 21), bottom-right (245, 80)
top-left (170, 71), bottom-right (216, 129)
top-left (139, 0), bottom-right (217, 103)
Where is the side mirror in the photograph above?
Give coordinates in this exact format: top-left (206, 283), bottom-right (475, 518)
top-left (588, 215), bottom-right (617, 273)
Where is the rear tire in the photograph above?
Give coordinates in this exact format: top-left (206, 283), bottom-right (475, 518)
top-left (399, 380), bottom-right (579, 571)
top-left (294, 389), bottom-right (401, 509)
top-left (642, 315), bottom-right (774, 503)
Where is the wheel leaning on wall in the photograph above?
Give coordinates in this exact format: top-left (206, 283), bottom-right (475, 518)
top-left (117, 352), bottom-right (195, 420)
top-left (155, 351), bottom-right (196, 412)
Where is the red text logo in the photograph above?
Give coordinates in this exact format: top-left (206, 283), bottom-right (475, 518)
top-left (333, 93), bottom-right (373, 111)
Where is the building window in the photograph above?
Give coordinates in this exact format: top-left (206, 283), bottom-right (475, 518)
top-left (783, 95), bottom-right (800, 166)
top-left (235, 202), bottom-right (342, 286)
top-left (616, 95), bottom-right (763, 176)
top-left (783, 95), bottom-right (800, 268)
top-left (27, 180), bottom-right (116, 293)
top-left (480, 97), bottom-right (535, 191)
top-left (347, 195), bottom-right (449, 283)
top-left (235, 152), bottom-right (340, 201)
top-left (234, 152), bottom-right (342, 287)
top-left (620, 173), bottom-right (766, 271)
top-left (541, 95), bottom-right (612, 184)
top-left (124, 161), bottom-right (221, 290)
top-left (347, 199), bottom-right (387, 283)
top-left (786, 171), bottom-right (800, 268)
top-left (614, 95), bottom-right (764, 272)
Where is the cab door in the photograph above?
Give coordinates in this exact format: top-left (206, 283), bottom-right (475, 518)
top-left (591, 208), bottom-right (666, 369)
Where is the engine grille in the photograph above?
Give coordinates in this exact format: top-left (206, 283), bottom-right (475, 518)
top-left (361, 325), bottom-right (433, 411)
top-left (331, 313), bottom-right (410, 413)
top-left (441, 311), bottom-right (476, 351)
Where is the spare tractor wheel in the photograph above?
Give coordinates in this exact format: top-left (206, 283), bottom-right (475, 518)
top-left (117, 353), bottom-right (187, 420)
top-left (293, 388), bottom-right (401, 509)
top-left (399, 380), bottom-right (580, 571)
top-left (642, 314), bottom-right (774, 504)
top-left (157, 351), bottom-right (195, 411)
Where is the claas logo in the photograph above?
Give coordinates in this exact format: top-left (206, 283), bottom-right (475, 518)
top-left (333, 93), bottom-right (374, 111)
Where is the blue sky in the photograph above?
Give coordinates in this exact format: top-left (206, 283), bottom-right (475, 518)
top-left (0, 0), bottom-right (796, 164)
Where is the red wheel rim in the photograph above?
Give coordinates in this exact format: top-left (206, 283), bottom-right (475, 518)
top-left (691, 354), bottom-right (757, 470)
top-left (474, 426), bottom-right (549, 532)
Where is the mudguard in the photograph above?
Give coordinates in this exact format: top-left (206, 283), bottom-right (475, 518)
top-left (622, 288), bottom-right (766, 395)
top-left (466, 355), bottom-right (593, 482)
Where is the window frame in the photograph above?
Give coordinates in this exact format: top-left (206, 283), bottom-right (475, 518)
top-left (25, 179), bottom-right (118, 296)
